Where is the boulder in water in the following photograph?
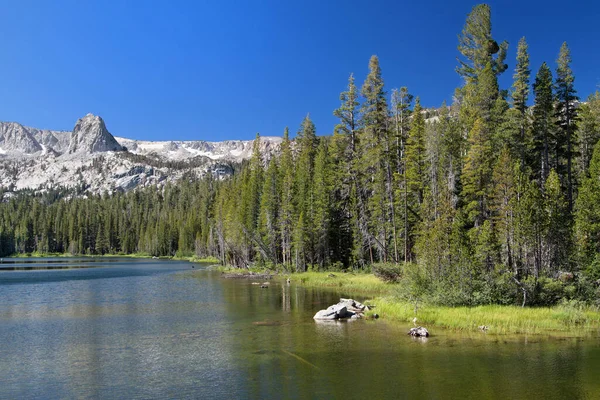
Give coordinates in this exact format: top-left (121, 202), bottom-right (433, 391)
top-left (408, 327), bottom-right (429, 337)
top-left (314, 298), bottom-right (373, 321)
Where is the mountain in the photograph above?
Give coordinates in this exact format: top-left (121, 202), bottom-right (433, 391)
top-left (0, 114), bottom-right (281, 195)
top-left (0, 122), bottom-right (43, 154)
top-left (68, 114), bottom-right (124, 154)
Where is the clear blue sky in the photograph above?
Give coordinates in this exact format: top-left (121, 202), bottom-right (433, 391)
top-left (1, 0), bottom-right (599, 141)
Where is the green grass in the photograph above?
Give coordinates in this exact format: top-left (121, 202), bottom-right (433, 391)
top-left (289, 271), bottom-right (392, 296)
top-left (173, 255), bottom-right (221, 263)
top-left (374, 298), bottom-right (600, 335)
top-left (293, 271), bottom-right (600, 336)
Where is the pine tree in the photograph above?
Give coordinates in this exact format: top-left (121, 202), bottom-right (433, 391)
top-left (575, 140), bottom-right (600, 269)
top-left (391, 87), bottom-right (413, 176)
top-left (456, 3), bottom-right (508, 81)
top-left (258, 157), bottom-right (280, 265)
top-left (462, 118), bottom-right (493, 227)
top-left (554, 42), bottom-right (579, 211)
top-left (544, 169), bottom-right (570, 274)
top-left (294, 115), bottom-right (318, 266)
top-left (332, 75), bottom-right (362, 267)
top-left (279, 127), bottom-right (294, 269)
top-left (577, 92), bottom-right (600, 176)
top-left (403, 97), bottom-right (426, 260)
top-left (333, 73), bottom-right (360, 153)
top-left (358, 55), bottom-right (390, 263)
top-left (391, 88), bottom-right (413, 262)
top-left (511, 37), bottom-right (531, 166)
top-left (491, 147), bottom-right (517, 270)
top-left (532, 62), bottom-right (555, 183)
top-left (312, 139), bottom-right (332, 268)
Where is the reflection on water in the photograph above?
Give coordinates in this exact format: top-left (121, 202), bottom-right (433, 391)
top-left (0, 259), bottom-right (599, 399)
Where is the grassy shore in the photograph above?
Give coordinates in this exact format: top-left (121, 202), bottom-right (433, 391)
top-left (289, 270), bottom-right (600, 336)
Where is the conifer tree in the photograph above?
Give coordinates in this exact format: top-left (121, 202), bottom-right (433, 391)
top-left (294, 115), bottom-right (318, 266)
top-left (403, 97), bottom-right (427, 260)
top-left (332, 74), bottom-right (363, 265)
top-left (312, 139), bottom-right (332, 268)
top-left (491, 147), bottom-right (517, 270)
top-left (391, 87), bottom-right (413, 262)
top-left (575, 140), bottom-right (600, 269)
top-left (462, 118), bottom-right (493, 226)
top-left (258, 157), bottom-right (280, 264)
top-left (554, 42), bottom-right (579, 211)
top-left (278, 127), bottom-right (294, 269)
top-left (358, 55), bottom-right (389, 262)
top-left (333, 73), bottom-right (360, 153)
top-left (544, 169), bottom-right (571, 274)
top-left (577, 92), bottom-right (600, 176)
top-left (511, 37), bottom-right (531, 166)
top-left (532, 62), bottom-right (555, 183)
top-left (457, 3), bottom-right (508, 81)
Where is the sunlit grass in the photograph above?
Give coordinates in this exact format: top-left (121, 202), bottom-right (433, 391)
top-left (374, 298), bottom-right (600, 335)
top-left (172, 255), bottom-right (220, 263)
top-left (290, 271), bottom-right (392, 296)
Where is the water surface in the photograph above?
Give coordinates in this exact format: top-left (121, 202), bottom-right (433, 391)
top-left (0, 258), bottom-right (598, 399)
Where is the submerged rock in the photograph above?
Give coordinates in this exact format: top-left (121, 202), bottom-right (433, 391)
top-left (408, 327), bottom-right (430, 337)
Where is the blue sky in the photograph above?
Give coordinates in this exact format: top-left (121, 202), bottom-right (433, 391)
top-left (1, 0), bottom-right (599, 141)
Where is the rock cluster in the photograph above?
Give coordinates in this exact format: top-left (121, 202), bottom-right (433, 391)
top-left (313, 298), bottom-right (370, 321)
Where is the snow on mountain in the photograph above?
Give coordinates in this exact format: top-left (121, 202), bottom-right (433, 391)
top-left (115, 136), bottom-right (282, 161)
top-left (0, 114), bottom-right (282, 195)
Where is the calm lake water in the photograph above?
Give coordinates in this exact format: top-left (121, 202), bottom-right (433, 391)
top-left (0, 258), bottom-right (599, 399)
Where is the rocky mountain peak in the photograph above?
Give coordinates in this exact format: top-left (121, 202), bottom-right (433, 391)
top-left (68, 114), bottom-right (124, 154)
top-left (0, 122), bottom-right (43, 154)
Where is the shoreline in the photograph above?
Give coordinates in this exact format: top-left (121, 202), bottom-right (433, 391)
top-left (2, 253), bottom-right (220, 264)
top-left (283, 271), bottom-right (600, 337)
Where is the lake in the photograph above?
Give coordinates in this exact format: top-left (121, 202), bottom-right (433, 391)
top-left (0, 258), bottom-right (599, 399)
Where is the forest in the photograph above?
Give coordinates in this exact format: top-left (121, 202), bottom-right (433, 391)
top-left (1, 4), bottom-right (600, 307)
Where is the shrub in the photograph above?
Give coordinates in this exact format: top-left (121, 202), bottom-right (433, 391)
top-left (372, 263), bottom-right (402, 283)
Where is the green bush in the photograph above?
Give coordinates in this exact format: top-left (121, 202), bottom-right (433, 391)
top-left (372, 263), bottom-right (403, 283)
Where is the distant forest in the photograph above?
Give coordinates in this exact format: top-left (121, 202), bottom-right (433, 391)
top-left (2, 4), bottom-right (600, 306)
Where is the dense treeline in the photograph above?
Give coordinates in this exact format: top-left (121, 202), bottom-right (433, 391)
top-left (2, 4), bottom-right (600, 306)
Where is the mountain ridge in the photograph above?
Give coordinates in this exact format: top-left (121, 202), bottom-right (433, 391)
top-left (0, 114), bottom-right (282, 195)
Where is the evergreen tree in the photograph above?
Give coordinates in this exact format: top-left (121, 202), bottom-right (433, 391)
top-left (312, 139), bottom-right (332, 268)
top-left (511, 37), bottom-right (531, 166)
top-left (554, 42), bottom-right (579, 211)
top-left (462, 118), bottom-right (493, 227)
top-left (532, 62), bottom-right (555, 183)
top-left (404, 97), bottom-right (426, 260)
top-left (333, 73), bottom-right (360, 152)
top-left (294, 115), bottom-right (318, 266)
top-left (358, 55), bottom-right (390, 263)
top-left (258, 157), bottom-right (280, 264)
top-left (544, 169), bottom-right (571, 274)
top-left (577, 92), bottom-right (600, 176)
top-left (391, 87), bottom-right (413, 262)
top-left (279, 127), bottom-right (294, 269)
top-left (456, 3), bottom-right (508, 81)
top-left (575, 140), bottom-right (600, 269)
